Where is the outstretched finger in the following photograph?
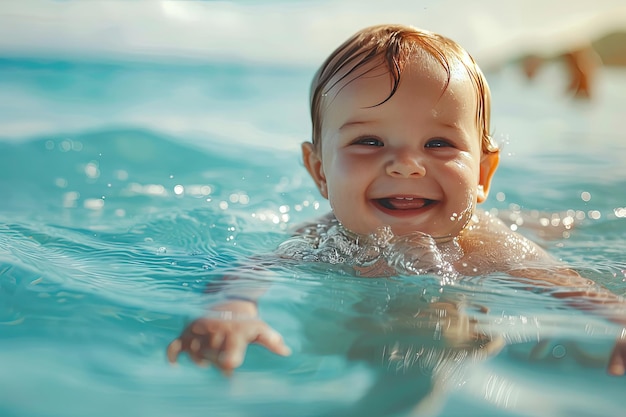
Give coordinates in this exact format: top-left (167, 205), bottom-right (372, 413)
top-left (218, 334), bottom-right (248, 371)
top-left (608, 340), bottom-right (626, 376)
top-left (187, 344), bottom-right (212, 368)
top-left (256, 329), bottom-right (292, 356)
top-left (166, 338), bottom-right (183, 364)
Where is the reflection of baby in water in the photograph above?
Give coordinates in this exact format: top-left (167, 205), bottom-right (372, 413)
top-left (167, 24), bottom-right (626, 394)
top-left (345, 294), bottom-right (503, 416)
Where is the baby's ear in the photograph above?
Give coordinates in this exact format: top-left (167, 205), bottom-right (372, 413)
top-left (477, 150), bottom-right (499, 203)
top-left (301, 142), bottom-right (328, 199)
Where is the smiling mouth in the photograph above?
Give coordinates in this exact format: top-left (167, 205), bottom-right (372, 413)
top-left (374, 197), bottom-right (436, 211)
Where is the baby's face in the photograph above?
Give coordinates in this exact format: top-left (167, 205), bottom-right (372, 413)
top-left (304, 55), bottom-right (498, 239)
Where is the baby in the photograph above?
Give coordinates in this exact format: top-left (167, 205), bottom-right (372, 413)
top-left (167, 24), bottom-right (626, 376)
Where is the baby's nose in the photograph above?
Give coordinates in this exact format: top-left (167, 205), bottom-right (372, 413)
top-left (385, 152), bottom-right (426, 178)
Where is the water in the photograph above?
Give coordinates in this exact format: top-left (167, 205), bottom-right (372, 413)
top-left (2, 8), bottom-right (626, 417)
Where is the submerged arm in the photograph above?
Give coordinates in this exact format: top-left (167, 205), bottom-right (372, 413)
top-left (459, 214), bottom-right (626, 375)
top-left (509, 266), bottom-right (626, 376)
top-left (167, 258), bottom-right (291, 372)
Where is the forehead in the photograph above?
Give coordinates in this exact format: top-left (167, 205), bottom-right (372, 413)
top-left (320, 52), bottom-right (478, 130)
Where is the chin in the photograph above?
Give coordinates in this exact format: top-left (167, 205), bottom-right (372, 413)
top-left (388, 225), bottom-right (425, 237)
top-left (389, 224), bottom-right (454, 239)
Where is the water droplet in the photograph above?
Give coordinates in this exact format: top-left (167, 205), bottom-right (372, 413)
top-left (552, 345), bottom-right (566, 358)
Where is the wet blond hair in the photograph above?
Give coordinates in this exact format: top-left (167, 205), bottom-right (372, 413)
top-left (309, 24), bottom-right (498, 154)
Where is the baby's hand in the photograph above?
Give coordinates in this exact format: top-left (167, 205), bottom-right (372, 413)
top-left (167, 307), bottom-right (291, 373)
top-left (608, 331), bottom-right (626, 376)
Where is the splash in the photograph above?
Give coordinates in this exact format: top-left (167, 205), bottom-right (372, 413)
top-left (276, 219), bottom-right (460, 284)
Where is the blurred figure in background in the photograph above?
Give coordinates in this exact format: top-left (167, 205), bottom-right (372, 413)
top-left (522, 30), bottom-right (626, 99)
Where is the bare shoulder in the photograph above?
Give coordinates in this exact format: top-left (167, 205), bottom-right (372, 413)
top-left (455, 210), bottom-right (556, 275)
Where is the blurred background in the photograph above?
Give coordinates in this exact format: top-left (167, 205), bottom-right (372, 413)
top-left (1, 0), bottom-right (625, 67)
top-left (1, 0), bottom-right (625, 144)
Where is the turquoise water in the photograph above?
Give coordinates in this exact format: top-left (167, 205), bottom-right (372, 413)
top-left (2, 54), bottom-right (626, 417)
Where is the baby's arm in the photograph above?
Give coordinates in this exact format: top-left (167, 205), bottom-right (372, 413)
top-left (462, 213), bottom-right (626, 375)
top-left (166, 298), bottom-right (291, 372)
top-left (167, 214), bottom-right (339, 371)
top-left (167, 262), bottom-right (291, 372)
top-left (509, 266), bottom-right (626, 376)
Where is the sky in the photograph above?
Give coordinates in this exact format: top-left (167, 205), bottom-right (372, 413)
top-left (1, 0), bottom-right (626, 68)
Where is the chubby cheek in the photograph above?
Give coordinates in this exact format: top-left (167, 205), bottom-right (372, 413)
top-left (451, 189), bottom-right (476, 226)
top-left (322, 159), bottom-right (375, 232)
top-left (325, 172), bottom-right (359, 211)
top-left (323, 153), bottom-right (366, 196)
top-left (441, 160), bottom-right (480, 219)
top-left (449, 153), bottom-right (479, 174)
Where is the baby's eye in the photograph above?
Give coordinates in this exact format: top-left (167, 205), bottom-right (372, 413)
top-left (425, 138), bottom-right (453, 148)
top-left (353, 137), bottom-right (384, 147)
